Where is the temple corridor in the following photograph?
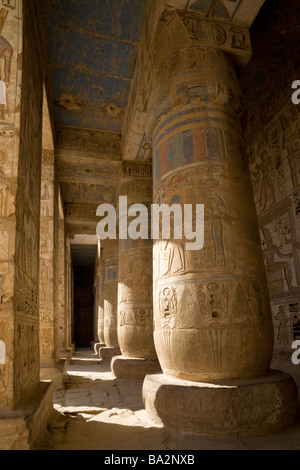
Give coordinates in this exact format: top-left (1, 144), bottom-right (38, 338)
top-left (1, 0), bottom-right (300, 451)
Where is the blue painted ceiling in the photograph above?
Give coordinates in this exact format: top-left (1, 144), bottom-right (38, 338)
top-left (39, 0), bottom-right (149, 134)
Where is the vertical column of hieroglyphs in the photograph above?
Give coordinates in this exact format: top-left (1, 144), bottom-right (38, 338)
top-left (39, 148), bottom-right (60, 368)
top-left (147, 11), bottom-right (274, 382)
top-left (246, 57), bottom-right (300, 369)
top-left (112, 161), bottom-right (160, 379)
top-left (0, 0), bottom-right (21, 409)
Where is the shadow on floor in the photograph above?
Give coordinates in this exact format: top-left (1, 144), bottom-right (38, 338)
top-left (42, 350), bottom-right (300, 451)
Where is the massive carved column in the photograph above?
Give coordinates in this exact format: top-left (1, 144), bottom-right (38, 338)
top-left (111, 161), bottom-right (160, 380)
top-left (99, 239), bottom-right (120, 361)
top-left (142, 10), bottom-right (297, 436)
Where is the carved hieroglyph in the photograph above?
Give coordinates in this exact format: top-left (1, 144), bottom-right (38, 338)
top-left (147, 11), bottom-right (274, 382)
top-left (117, 164), bottom-right (157, 359)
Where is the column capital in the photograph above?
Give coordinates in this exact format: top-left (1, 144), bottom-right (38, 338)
top-left (153, 10), bottom-right (252, 69)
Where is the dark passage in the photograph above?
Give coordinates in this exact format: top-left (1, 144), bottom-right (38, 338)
top-left (73, 266), bottom-right (94, 348)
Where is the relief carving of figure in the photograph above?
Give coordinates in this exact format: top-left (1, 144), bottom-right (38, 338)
top-left (205, 178), bottom-right (230, 267)
top-left (279, 114), bottom-right (300, 190)
top-left (275, 305), bottom-right (289, 345)
top-left (0, 8), bottom-right (13, 121)
top-left (251, 150), bottom-right (276, 211)
top-left (262, 227), bottom-right (297, 292)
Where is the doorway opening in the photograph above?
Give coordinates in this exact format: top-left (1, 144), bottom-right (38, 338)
top-left (71, 242), bottom-right (97, 349)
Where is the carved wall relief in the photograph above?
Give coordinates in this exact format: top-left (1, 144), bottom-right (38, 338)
top-left (246, 64), bottom-right (300, 364)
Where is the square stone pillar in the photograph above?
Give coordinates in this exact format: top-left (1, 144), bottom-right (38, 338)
top-left (0, 0), bottom-right (53, 450)
top-left (57, 212), bottom-right (71, 361)
top-left (39, 147), bottom-right (67, 387)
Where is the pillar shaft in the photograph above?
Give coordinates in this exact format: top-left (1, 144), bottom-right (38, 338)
top-left (57, 217), bottom-right (67, 352)
top-left (39, 149), bottom-right (60, 367)
top-left (102, 240), bottom-right (119, 349)
top-left (117, 162), bottom-right (156, 359)
top-left (97, 256), bottom-right (105, 345)
top-left (148, 11), bottom-right (273, 382)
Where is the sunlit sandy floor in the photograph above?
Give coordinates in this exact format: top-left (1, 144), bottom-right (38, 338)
top-left (42, 349), bottom-right (300, 451)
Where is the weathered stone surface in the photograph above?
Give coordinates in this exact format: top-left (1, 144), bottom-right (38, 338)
top-left (102, 240), bottom-right (119, 350)
top-left (143, 371), bottom-right (298, 437)
top-left (99, 347), bottom-right (121, 362)
top-left (112, 356), bottom-right (160, 381)
top-left (0, 380), bottom-right (53, 450)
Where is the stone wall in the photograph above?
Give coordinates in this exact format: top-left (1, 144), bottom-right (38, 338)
top-left (0, 0), bottom-right (53, 410)
top-left (245, 54), bottom-right (300, 384)
top-left (14, 0), bottom-right (46, 405)
top-left (0, 0), bottom-right (22, 409)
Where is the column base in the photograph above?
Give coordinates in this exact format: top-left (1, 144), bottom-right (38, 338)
top-left (0, 380), bottom-right (53, 450)
top-left (94, 342), bottom-right (106, 355)
top-left (40, 359), bottom-right (68, 388)
top-left (99, 347), bottom-right (121, 361)
top-left (143, 370), bottom-right (298, 437)
top-left (111, 356), bottom-right (161, 381)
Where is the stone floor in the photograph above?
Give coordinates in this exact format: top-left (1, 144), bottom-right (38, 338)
top-left (40, 349), bottom-right (300, 451)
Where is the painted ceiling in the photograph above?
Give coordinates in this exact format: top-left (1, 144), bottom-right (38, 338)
top-left (39, 0), bottom-right (149, 134)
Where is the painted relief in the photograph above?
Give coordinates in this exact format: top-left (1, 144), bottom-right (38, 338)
top-left (260, 205), bottom-right (300, 298)
top-left (153, 126), bottom-right (246, 184)
top-left (153, 166), bottom-right (236, 281)
top-left (247, 78), bottom-right (300, 358)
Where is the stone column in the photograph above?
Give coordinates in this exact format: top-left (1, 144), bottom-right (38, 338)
top-left (94, 245), bottom-right (106, 355)
top-left (99, 239), bottom-right (121, 361)
top-left (111, 161), bottom-right (160, 380)
top-left (142, 10), bottom-right (297, 437)
top-left (0, 0), bottom-right (53, 450)
top-left (66, 238), bottom-right (75, 355)
top-left (57, 214), bottom-right (70, 360)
